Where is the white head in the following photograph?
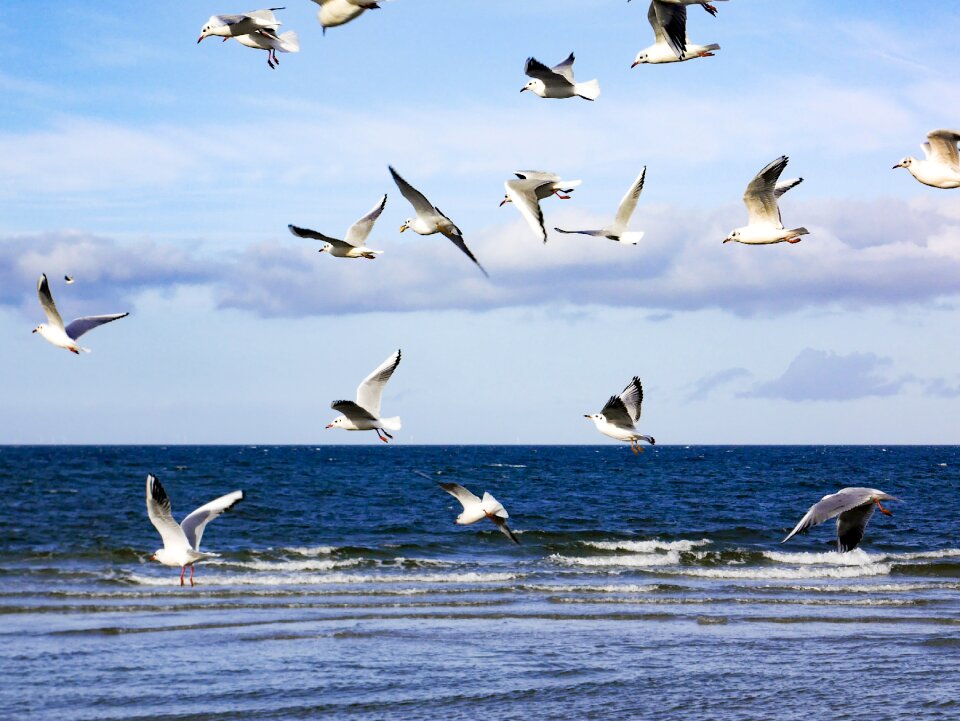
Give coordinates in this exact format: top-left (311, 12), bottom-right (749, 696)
top-left (198, 16), bottom-right (225, 42)
top-left (319, 244), bottom-right (331, 254)
top-left (631, 52), bottom-right (649, 68)
top-left (521, 79), bottom-right (546, 97)
top-left (723, 229), bottom-right (742, 244)
top-left (325, 416), bottom-right (346, 430)
top-left (399, 219), bottom-right (412, 233)
top-left (584, 413), bottom-right (604, 427)
top-left (32, 323), bottom-right (46, 335)
top-left (150, 548), bottom-right (176, 565)
top-left (499, 194), bottom-right (512, 207)
top-left (892, 157), bottom-right (913, 170)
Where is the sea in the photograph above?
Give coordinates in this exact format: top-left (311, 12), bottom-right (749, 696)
top-left (2, 445), bottom-right (958, 721)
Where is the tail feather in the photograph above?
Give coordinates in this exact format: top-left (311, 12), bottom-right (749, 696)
top-left (381, 416), bottom-right (401, 431)
top-left (789, 227), bottom-right (810, 236)
top-left (575, 79), bottom-right (601, 101)
top-left (618, 232), bottom-right (645, 245)
top-left (278, 31), bottom-right (300, 53)
top-left (703, 43), bottom-right (721, 52)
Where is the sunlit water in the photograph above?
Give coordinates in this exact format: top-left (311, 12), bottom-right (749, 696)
top-left (2, 445), bottom-right (958, 720)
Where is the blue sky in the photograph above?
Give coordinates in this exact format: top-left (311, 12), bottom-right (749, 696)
top-left (2, 0), bottom-right (959, 444)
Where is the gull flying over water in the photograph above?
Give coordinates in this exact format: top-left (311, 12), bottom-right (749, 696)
top-left (521, 53), bottom-right (600, 101)
top-left (555, 167), bottom-right (647, 244)
top-left (146, 474), bottom-right (244, 586)
top-left (439, 482), bottom-right (519, 544)
top-left (289, 195), bottom-right (387, 259)
top-left (197, 8), bottom-right (284, 42)
top-left (312, 0), bottom-right (382, 34)
top-left (390, 166), bottom-right (488, 277)
top-left (723, 156), bottom-right (807, 245)
top-left (893, 129), bottom-right (960, 189)
top-left (632, 1), bottom-right (720, 65)
top-left (327, 349), bottom-right (402, 443)
top-left (585, 377), bottom-right (656, 454)
top-left (32, 273), bottom-right (128, 355)
top-left (231, 29), bottom-right (299, 68)
top-left (501, 171), bottom-right (582, 243)
top-left (782, 487), bottom-right (898, 553)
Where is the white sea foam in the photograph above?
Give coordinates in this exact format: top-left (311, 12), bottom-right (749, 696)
top-left (127, 571), bottom-right (520, 587)
top-left (661, 564), bottom-right (891, 580)
top-left (584, 539), bottom-right (711, 553)
top-left (274, 546), bottom-right (338, 556)
top-left (769, 582), bottom-right (959, 594)
top-left (763, 549), bottom-right (877, 566)
top-left (551, 552), bottom-right (681, 568)
top-left (224, 559), bottom-right (362, 572)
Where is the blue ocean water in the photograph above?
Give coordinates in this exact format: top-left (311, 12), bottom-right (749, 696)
top-left (2, 445), bottom-right (959, 720)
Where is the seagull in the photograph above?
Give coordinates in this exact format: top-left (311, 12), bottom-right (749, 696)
top-left (521, 53), bottom-right (600, 101)
top-left (288, 195), bottom-right (387, 259)
top-left (893, 129), bottom-right (960, 189)
top-left (554, 167), bottom-right (647, 244)
top-left (501, 171), bottom-right (582, 243)
top-left (723, 156), bottom-right (808, 245)
top-left (327, 349), bottom-right (402, 443)
top-left (312, 0), bottom-right (381, 34)
top-left (585, 377), bottom-right (656, 455)
top-left (782, 487), bottom-right (898, 553)
top-left (32, 274), bottom-right (128, 355)
top-left (389, 166), bottom-right (488, 277)
top-left (197, 8), bottom-right (284, 43)
top-left (629, 0), bottom-right (729, 18)
top-left (64, 275), bottom-right (75, 284)
top-left (632, 1), bottom-right (720, 65)
top-left (146, 474), bottom-right (244, 586)
top-left (439, 482), bottom-right (519, 544)
top-left (231, 29), bottom-right (299, 68)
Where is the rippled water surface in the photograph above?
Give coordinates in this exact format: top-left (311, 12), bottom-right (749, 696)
top-left (2, 445), bottom-right (959, 720)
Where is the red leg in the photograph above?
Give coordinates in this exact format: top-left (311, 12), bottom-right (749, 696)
top-left (179, 566), bottom-right (185, 586)
top-left (875, 499), bottom-right (893, 516)
top-left (189, 565), bottom-right (196, 586)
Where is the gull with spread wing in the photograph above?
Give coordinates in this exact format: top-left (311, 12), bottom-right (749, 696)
top-left (32, 274), bottom-right (128, 355)
top-left (439, 482), bottom-right (519, 544)
top-left (197, 8), bottom-right (284, 42)
top-left (326, 349), bottom-right (402, 443)
top-left (723, 156), bottom-right (808, 245)
top-left (554, 167), bottom-right (647, 244)
top-left (585, 377), bottom-right (656, 454)
top-left (289, 195), bottom-right (387, 260)
top-left (390, 166), bottom-right (488, 277)
top-left (501, 171), bottom-right (582, 243)
top-left (782, 487), bottom-right (898, 553)
top-left (521, 53), bottom-right (600, 101)
top-left (632, 1), bottom-right (720, 65)
top-left (146, 474), bottom-right (244, 586)
top-left (312, 0), bottom-right (382, 34)
top-left (893, 129), bottom-right (960, 189)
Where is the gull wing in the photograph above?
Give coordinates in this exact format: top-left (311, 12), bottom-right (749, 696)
top-left (551, 53), bottom-right (577, 83)
top-left (743, 156), bottom-right (788, 226)
top-left (389, 166), bottom-right (435, 218)
top-left (288, 224), bottom-right (356, 250)
top-left (524, 56), bottom-right (561, 83)
top-left (926, 129), bottom-right (960, 169)
top-left (331, 399), bottom-right (378, 422)
top-left (65, 314), bottom-right (129, 340)
top-left (553, 227), bottom-right (607, 237)
top-left (836, 503), bottom-right (876, 553)
top-left (146, 474), bottom-right (191, 552)
top-left (180, 490), bottom-right (244, 551)
top-left (491, 515), bottom-right (520, 544)
top-left (651, 0), bottom-right (687, 58)
top-left (515, 170), bottom-right (561, 182)
top-left (438, 220), bottom-right (489, 277)
top-left (37, 274), bottom-right (65, 330)
top-left (245, 8), bottom-right (283, 29)
top-left (439, 482), bottom-right (481, 510)
top-left (616, 376), bottom-right (644, 423)
top-left (772, 177), bottom-right (803, 224)
top-left (600, 395), bottom-right (635, 430)
top-left (505, 179), bottom-right (548, 243)
top-left (356, 349), bottom-right (401, 418)
top-left (344, 194), bottom-right (387, 246)
top-left (611, 167), bottom-right (646, 234)
top-left (782, 487), bottom-right (879, 544)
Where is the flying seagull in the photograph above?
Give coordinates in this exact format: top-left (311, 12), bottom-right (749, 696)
top-left (723, 156), bottom-right (808, 245)
top-left (146, 474), bottom-right (244, 586)
top-left (32, 273), bottom-right (128, 355)
top-left (231, 29), bottom-right (299, 68)
top-left (327, 349), bottom-right (402, 443)
top-left (312, 0), bottom-right (381, 34)
top-left (632, 1), bottom-right (720, 65)
top-left (289, 194), bottom-right (387, 259)
top-left (585, 377), bottom-right (656, 454)
top-left (197, 8), bottom-right (284, 43)
top-left (501, 171), bottom-right (582, 243)
top-left (782, 487), bottom-right (898, 553)
top-left (893, 129), bottom-right (960, 189)
top-left (521, 53), bottom-right (600, 101)
top-left (390, 166), bottom-right (488, 277)
top-left (629, 0), bottom-right (729, 18)
top-left (64, 275), bottom-right (75, 284)
top-left (439, 482), bottom-right (519, 544)
top-left (555, 167), bottom-right (647, 244)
